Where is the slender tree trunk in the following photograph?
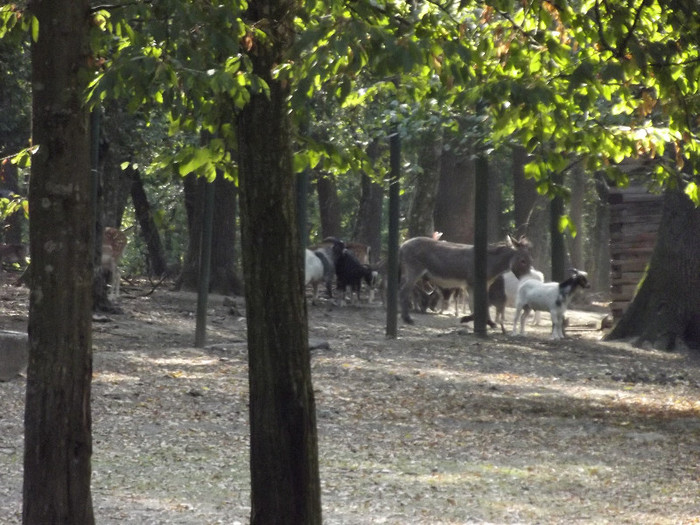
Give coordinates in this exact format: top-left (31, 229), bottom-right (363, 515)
top-left (607, 190), bottom-right (700, 350)
top-left (129, 167), bottom-right (168, 276)
top-left (567, 164), bottom-right (585, 270)
top-left (550, 172), bottom-right (567, 282)
top-left (237, 0), bottom-right (322, 521)
top-left (591, 174), bottom-right (611, 293)
top-left (24, 1), bottom-right (95, 523)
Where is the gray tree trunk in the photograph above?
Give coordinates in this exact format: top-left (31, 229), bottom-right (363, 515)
top-left (237, 0), bottom-right (322, 520)
top-left (24, 1), bottom-right (95, 522)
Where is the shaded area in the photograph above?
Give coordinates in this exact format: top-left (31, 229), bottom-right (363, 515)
top-left (0, 282), bottom-right (698, 524)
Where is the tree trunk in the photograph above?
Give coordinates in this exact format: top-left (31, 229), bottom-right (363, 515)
top-left (177, 171), bottom-right (243, 295)
top-left (590, 175), bottom-right (611, 293)
top-left (24, 1), bottom-right (95, 523)
top-left (100, 102), bottom-right (134, 229)
top-left (512, 146), bottom-right (538, 238)
top-left (352, 140), bottom-right (383, 262)
top-left (129, 167), bottom-right (168, 276)
top-left (316, 172), bottom-right (341, 239)
top-left (406, 132), bottom-right (441, 238)
top-left (237, 0), bottom-right (322, 521)
top-left (434, 147), bottom-right (474, 243)
top-left (0, 161), bottom-right (24, 244)
top-left (606, 190), bottom-right (700, 351)
top-left (512, 147), bottom-right (549, 273)
top-left (567, 164), bottom-right (585, 270)
top-left (487, 156), bottom-right (502, 243)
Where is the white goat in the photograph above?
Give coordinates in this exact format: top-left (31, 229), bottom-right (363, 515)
top-left (502, 267), bottom-right (545, 325)
top-left (305, 249), bottom-right (325, 304)
top-left (512, 269), bottom-right (590, 340)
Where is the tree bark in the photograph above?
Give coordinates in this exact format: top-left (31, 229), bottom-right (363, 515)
top-left (434, 147), bottom-right (474, 243)
top-left (316, 172), bottom-right (342, 239)
top-left (237, 0), bottom-right (322, 521)
top-left (352, 139), bottom-right (383, 262)
top-left (487, 156), bottom-right (502, 243)
top-left (129, 167), bottom-right (168, 276)
top-left (24, 1), bottom-right (95, 523)
top-left (567, 164), bottom-right (585, 270)
top-left (406, 131), bottom-right (441, 238)
top-left (606, 190), bottom-right (700, 351)
top-left (512, 146), bottom-right (538, 238)
top-left (177, 170), bottom-right (243, 295)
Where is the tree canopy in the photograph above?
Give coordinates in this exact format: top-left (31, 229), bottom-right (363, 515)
top-left (6, 0), bottom-right (692, 202)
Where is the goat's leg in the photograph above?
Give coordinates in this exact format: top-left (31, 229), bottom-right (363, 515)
top-left (512, 307), bottom-right (522, 335)
top-left (518, 306), bottom-right (531, 335)
top-left (549, 309), bottom-right (562, 339)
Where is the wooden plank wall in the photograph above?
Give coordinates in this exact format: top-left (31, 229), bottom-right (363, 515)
top-left (608, 186), bottom-right (663, 319)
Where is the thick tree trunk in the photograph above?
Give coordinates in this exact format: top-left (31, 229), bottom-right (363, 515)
top-left (434, 147), bottom-right (474, 243)
top-left (406, 132), bottom-right (441, 238)
top-left (352, 140), bottom-right (383, 262)
top-left (606, 190), bottom-right (700, 351)
top-left (177, 171), bottom-right (243, 295)
top-left (316, 173), bottom-right (341, 239)
top-left (24, 1), bottom-right (95, 523)
top-left (129, 167), bottom-right (168, 276)
top-left (237, 0), bottom-right (322, 521)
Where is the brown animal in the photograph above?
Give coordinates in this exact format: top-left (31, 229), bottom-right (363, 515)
top-left (399, 235), bottom-right (531, 325)
top-left (102, 227), bottom-right (128, 298)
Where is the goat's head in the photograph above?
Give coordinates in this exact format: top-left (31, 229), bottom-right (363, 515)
top-left (569, 268), bottom-right (590, 289)
top-left (330, 238), bottom-right (346, 260)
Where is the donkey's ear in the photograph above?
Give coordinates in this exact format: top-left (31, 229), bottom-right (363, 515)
top-left (506, 235), bottom-right (515, 247)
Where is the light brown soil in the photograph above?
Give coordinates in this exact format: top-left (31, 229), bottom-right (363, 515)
top-left (1, 279), bottom-right (699, 524)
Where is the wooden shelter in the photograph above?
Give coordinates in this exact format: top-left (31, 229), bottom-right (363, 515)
top-left (608, 186), bottom-right (664, 319)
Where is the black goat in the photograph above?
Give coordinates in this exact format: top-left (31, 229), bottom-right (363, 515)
top-left (332, 240), bottom-right (374, 306)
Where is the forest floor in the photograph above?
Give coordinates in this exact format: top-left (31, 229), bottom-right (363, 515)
top-left (0, 276), bottom-right (699, 524)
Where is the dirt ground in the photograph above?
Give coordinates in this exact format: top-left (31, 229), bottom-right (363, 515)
top-left (1, 278), bottom-right (699, 524)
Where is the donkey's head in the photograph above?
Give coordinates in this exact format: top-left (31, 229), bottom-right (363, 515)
top-left (507, 235), bottom-right (532, 276)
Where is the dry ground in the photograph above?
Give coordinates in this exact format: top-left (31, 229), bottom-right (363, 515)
top-left (1, 278), bottom-right (699, 524)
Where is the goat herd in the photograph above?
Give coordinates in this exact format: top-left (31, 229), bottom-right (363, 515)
top-left (305, 235), bottom-right (590, 340)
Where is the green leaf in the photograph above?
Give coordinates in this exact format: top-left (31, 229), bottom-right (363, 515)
top-left (31, 15), bottom-right (39, 42)
top-left (684, 182), bottom-right (698, 205)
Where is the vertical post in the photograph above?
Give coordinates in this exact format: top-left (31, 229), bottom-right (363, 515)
top-left (473, 154), bottom-right (489, 335)
top-left (385, 127), bottom-right (401, 338)
top-left (195, 178), bottom-right (216, 348)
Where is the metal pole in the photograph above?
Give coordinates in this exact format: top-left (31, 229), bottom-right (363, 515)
top-left (473, 154), bottom-right (489, 336)
top-left (386, 127), bottom-right (401, 338)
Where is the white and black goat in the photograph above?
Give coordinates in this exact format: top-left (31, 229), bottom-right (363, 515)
top-left (305, 249), bottom-right (326, 304)
top-left (332, 239), bottom-right (375, 306)
top-left (512, 268), bottom-right (590, 340)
